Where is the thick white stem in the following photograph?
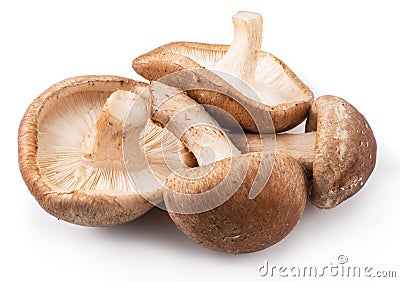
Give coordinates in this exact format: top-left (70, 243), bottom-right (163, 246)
top-left (215, 11), bottom-right (263, 84)
top-left (228, 132), bottom-right (316, 171)
top-left (82, 90), bottom-right (151, 170)
top-left (149, 81), bottom-right (240, 166)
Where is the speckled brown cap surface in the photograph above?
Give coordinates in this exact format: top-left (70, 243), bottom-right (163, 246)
top-left (164, 152), bottom-right (307, 254)
top-left (306, 95), bottom-right (377, 208)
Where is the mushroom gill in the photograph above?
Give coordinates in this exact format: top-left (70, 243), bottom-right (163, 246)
top-left (37, 87), bottom-right (186, 196)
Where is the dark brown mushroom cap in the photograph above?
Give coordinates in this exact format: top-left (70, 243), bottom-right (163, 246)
top-left (18, 75), bottom-right (182, 226)
top-left (164, 152), bottom-right (307, 254)
top-left (133, 42), bottom-right (313, 133)
top-left (306, 95), bottom-right (377, 209)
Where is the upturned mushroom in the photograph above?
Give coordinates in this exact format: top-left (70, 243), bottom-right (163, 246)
top-left (133, 11), bottom-right (313, 133)
top-left (18, 75), bottom-right (194, 226)
top-left (228, 95), bottom-right (377, 209)
top-left (146, 82), bottom-right (307, 254)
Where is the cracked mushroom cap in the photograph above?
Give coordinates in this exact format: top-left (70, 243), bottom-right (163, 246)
top-left (306, 95), bottom-right (377, 209)
top-left (18, 75), bottom-right (194, 226)
top-left (164, 152), bottom-right (307, 254)
top-left (133, 13), bottom-right (313, 133)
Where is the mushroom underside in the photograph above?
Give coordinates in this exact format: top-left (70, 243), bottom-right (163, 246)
top-left (19, 76), bottom-right (192, 226)
top-left (133, 42), bottom-right (313, 133)
top-left (135, 42), bottom-right (312, 107)
top-left (37, 89), bottom-right (176, 196)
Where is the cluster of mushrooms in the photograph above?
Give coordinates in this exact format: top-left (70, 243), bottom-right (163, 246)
top-left (19, 11), bottom-right (376, 254)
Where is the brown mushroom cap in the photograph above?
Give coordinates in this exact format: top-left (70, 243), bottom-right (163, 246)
top-left (140, 79), bottom-right (306, 254)
top-left (306, 95), bottom-right (377, 208)
top-left (228, 95), bottom-right (377, 209)
top-left (18, 75), bottom-right (194, 226)
top-left (164, 152), bottom-right (307, 254)
top-left (133, 42), bottom-right (313, 133)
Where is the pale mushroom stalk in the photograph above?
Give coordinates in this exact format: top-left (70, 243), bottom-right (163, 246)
top-left (148, 81), bottom-right (240, 166)
top-left (215, 11), bottom-right (262, 83)
top-left (82, 90), bottom-right (162, 197)
top-left (228, 132), bottom-right (317, 171)
top-left (81, 90), bottom-right (145, 167)
top-left (214, 11), bottom-right (282, 103)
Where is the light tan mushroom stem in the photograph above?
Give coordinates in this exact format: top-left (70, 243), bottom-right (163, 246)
top-left (82, 90), bottom-right (151, 170)
top-left (214, 11), bottom-right (283, 102)
top-left (149, 81), bottom-right (240, 166)
top-left (216, 11), bottom-right (262, 82)
top-left (228, 132), bottom-right (316, 171)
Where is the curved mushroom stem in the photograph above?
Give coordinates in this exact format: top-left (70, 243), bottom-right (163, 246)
top-left (213, 11), bottom-right (283, 103)
top-left (82, 90), bottom-right (151, 169)
top-left (216, 11), bottom-right (262, 82)
top-left (228, 132), bottom-right (316, 171)
top-left (149, 81), bottom-right (240, 166)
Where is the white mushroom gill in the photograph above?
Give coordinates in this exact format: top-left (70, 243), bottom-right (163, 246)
top-left (37, 89), bottom-right (185, 197)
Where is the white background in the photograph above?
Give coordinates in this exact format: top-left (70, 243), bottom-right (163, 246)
top-left (1, 0), bottom-right (399, 281)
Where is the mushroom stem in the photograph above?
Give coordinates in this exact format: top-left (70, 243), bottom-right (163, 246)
top-left (82, 90), bottom-right (151, 169)
top-left (228, 132), bottom-right (316, 171)
top-left (149, 81), bottom-right (240, 166)
top-left (215, 11), bottom-right (262, 83)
